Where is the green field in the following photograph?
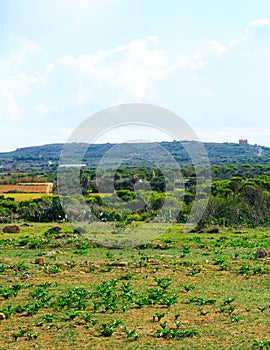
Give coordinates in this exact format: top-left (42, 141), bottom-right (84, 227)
top-left (0, 193), bottom-right (48, 202)
top-left (0, 223), bottom-right (269, 349)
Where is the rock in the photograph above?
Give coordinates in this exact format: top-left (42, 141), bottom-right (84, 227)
top-left (0, 313), bottom-right (6, 320)
top-left (255, 249), bottom-right (269, 258)
top-left (154, 243), bottom-right (165, 250)
top-left (107, 262), bottom-right (128, 267)
top-left (20, 223), bottom-right (33, 227)
top-left (51, 226), bottom-right (62, 232)
top-left (35, 257), bottom-right (45, 264)
top-left (2, 225), bottom-right (20, 233)
top-left (43, 251), bottom-right (56, 256)
top-left (20, 273), bottom-right (29, 280)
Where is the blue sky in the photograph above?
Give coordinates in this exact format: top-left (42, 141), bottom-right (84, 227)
top-left (1, 0), bottom-right (270, 151)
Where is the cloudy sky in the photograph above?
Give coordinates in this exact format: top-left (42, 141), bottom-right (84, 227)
top-left (1, 0), bottom-right (270, 151)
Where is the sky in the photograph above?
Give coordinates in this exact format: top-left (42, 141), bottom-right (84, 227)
top-left (1, 0), bottom-right (270, 151)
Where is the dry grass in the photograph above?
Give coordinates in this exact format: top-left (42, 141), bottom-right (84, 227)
top-left (0, 183), bottom-right (53, 194)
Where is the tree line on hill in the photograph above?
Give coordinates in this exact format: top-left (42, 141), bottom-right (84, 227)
top-left (1, 141), bottom-right (270, 173)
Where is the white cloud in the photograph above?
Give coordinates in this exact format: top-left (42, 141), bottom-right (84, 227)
top-left (208, 40), bottom-right (227, 55)
top-left (191, 17), bottom-right (270, 68)
top-left (0, 35), bottom-right (52, 121)
top-left (58, 36), bottom-right (171, 102)
top-left (56, 16), bottom-right (270, 105)
top-left (5, 34), bottom-right (41, 69)
top-left (249, 18), bottom-right (270, 27)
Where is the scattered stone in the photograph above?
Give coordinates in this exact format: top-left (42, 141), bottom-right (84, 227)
top-left (20, 273), bottom-right (29, 280)
top-left (154, 243), bottom-right (165, 250)
top-left (0, 313), bottom-right (6, 320)
top-left (255, 248), bottom-right (269, 258)
top-left (2, 225), bottom-right (20, 234)
top-left (35, 257), bottom-right (45, 264)
top-left (107, 262), bottom-right (128, 267)
top-left (43, 251), bottom-right (56, 256)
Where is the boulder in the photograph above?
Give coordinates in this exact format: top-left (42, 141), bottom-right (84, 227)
top-left (51, 226), bottom-right (62, 232)
top-left (2, 225), bottom-right (20, 234)
top-left (35, 257), bottom-right (45, 264)
top-left (255, 249), bottom-right (269, 258)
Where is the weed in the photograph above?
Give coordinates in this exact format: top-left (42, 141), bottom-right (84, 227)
top-left (0, 305), bottom-right (14, 319)
top-left (155, 321), bottom-right (199, 340)
top-left (125, 329), bottom-right (140, 341)
top-left (12, 327), bottom-right (31, 341)
top-left (14, 262), bottom-right (29, 271)
top-left (41, 313), bottom-right (58, 323)
top-left (252, 340), bottom-right (270, 349)
top-left (182, 284), bottom-right (195, 292)
top-left (96, 319), bottom-right (123, 337)
top-left (190, 266), bottom-right (202, 276)
top-left (239, 265), bottom-right (250, 275)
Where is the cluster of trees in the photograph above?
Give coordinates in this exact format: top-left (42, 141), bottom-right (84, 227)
top-left (2, 163), bottom-right (270, 228)
top-left (0, 196), bottom-right (65, 223)
top-left (197, 175), bottom-right (270, 227)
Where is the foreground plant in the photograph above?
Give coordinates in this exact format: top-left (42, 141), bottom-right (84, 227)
top-left (96, 319), bottom-right (123, 337)
top-left (252, 340), bottom-right (270, 349)
top-left (154, 321), bottom-right (199, 340)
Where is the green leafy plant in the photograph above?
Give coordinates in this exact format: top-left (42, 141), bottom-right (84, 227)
top-left (12, 327), bottom-right (31, 341)
top-left (0, 305), bottom-right (14, 319)
top-left (125, 329), bottom-right (140, 341)
top-left (252, 340), bottom-right (270, 349)
top-left (182, 284), bottom-right (195, 292)
top-left (96, 319), bottom-right (123, 337)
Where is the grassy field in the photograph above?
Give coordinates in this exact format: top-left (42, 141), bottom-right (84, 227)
top-left (0, 193), bottom-right (48, 201)
top-left (0, 223), bottom-right (269, 349)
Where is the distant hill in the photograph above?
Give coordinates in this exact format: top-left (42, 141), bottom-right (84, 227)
top-left (0, 141), bottom-right (269, 172)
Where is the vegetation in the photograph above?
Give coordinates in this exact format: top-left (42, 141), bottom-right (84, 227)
top-left (0, 141), bottom-right (270, 348)
top-left (0, 224), bottom-right (269, 349)
top-left (1, 141), bottom-right (270, 173)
